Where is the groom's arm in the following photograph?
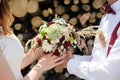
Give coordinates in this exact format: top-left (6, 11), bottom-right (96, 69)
top-left (67, 55), bottom-right (91, 79)
top-left (67, 50), bottom-right (120, 80)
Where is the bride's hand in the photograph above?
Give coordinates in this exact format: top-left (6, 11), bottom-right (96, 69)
top-left (34, 47), bottom-right (45, 57)
top-left (37, 53), bottom-right (66, 72)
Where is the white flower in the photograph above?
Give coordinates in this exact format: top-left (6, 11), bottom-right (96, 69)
top-left (42, 40), bottom-right (54, 52)
top-left (60, 45), bottom-right (64, 49)
top-left (53, 18), bottom-right (66, 25)
top-left (74, 40), bottom-right (77, 44)
top-left (51, 39), bottom-right (59, 44)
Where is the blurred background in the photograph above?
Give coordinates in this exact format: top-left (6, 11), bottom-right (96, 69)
top-left (9, 0), bottom-right (106, 80)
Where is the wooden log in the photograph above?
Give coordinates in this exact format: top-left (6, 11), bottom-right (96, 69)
top-left (39, 75), bottom-right (45, 80)
top-left (32, 26), bottom-right (39, 33)
top-left (79, 13), bottom-right (90, 25)
top-left (82, 4), bottom-right (91, 11)
top-left (42, 10), bottom-right (49, 18)
top-left (87, 39), bottom-right (94, 46)
top-left (90, 12), bottom-right (96, 18)
top-left (80, 0), bottom-right (89, 4)
top-left (64, 72), bottom-right (70, 78)
top-left (31, 16), bottom-right (42, 27)
top-left (96, 12), bottom-right (103, 19)
top-left (73, 0), bottom-right (79, 5)
top-left (89, 17), bottom-right (96, 24)
top-left (17, 33), bottom-right (25, 41)
top-left (9, 0), bottom-right (28, 18)
top-left (70, 4), bottom-right (79, 12)
top-left (27, 0), bottom-right (39, 14)
top-left (82, 24), bottom-right (87, 28)
top-left (14, 23), bottom-right (22, 31)
top-left (86, 45), bottom-right (93, 55)
top-left (48, 8), bottom-right (53, 15)
top-left (14, 23), bottom-right (24, 31)
top-left (69, 17), bottom-right (77, 26)
top-left (21, 41), bottom-right (25, 47)
top-left (17, 33), bottom-right (34, 41)
top-left (55, 5), bottom-right (65, 15)
top-left (37, 0), bottom-right (46, 2)
top-left (31, 16), bottom-right (42, 33)
top-left (53, 0), bottom-right (58, 7)
top-left (77, 14), bottom-right (81, 20)
top-left (92, 0), bottom-right (104, 9)
top-left (64, 0), bottom-right (71, 5)
top-left (54, 66), bottom-right (63, 73)
top-left (99, 8), bottom-right (105, 13)
top-left (82, 48), bottom-right (88, 55)
top-left (61, 13), bottom-right (70, 21)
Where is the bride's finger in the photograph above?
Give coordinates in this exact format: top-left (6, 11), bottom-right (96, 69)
top-left (54, 54), bottom-right (66, 62)
top-left (52, 55), bottom-right (58, 59)
top-left (54, 59), bottom-right (65, 66)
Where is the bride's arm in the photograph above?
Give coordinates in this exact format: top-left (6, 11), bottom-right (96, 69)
top-left (0, 49), bottom-right (16, 80)
top-left (20, 47), bottom-right (43, 70)
top-left (22, 53), bottom-right (66, 80)
top-left (0, 48), bottom-right (66, 80)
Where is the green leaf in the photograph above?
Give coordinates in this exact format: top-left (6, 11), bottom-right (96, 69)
top-left (40, 29), bottom-right (45, 36)
top-left (70, 37), bottom-right (74, 42)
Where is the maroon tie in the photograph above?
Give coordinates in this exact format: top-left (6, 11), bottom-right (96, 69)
top-left (102, 4), bottom-right (116, 14)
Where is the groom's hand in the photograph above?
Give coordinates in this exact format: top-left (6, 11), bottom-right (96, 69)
top-left (61, 48), bottom-right (74, 68)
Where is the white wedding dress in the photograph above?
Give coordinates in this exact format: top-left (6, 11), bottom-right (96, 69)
top-left (0, 33), bottom-right (24, 80)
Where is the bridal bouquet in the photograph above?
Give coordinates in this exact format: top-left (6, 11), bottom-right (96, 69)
top-left (26, 16), bottom-right (97, 56)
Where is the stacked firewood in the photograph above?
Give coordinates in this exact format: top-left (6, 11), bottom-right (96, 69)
top-left (10, 0), bottom-right (106, 80)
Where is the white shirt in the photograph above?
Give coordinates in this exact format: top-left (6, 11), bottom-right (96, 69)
top-left (67, 0), bottom-right (120, 80)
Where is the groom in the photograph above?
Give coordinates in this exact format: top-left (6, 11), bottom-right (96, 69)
top-left (62, 0), bottom-right (120, 80)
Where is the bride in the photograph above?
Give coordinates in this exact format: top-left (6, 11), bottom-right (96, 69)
top-left (0, 0), bottom-right (66, 80)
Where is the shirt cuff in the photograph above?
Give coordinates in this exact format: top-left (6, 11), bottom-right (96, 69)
top-left (67, 55), bottom-right (90, 75)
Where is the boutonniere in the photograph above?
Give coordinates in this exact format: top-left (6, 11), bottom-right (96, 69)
top-left (96, 30), bottom-right (106, 48)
